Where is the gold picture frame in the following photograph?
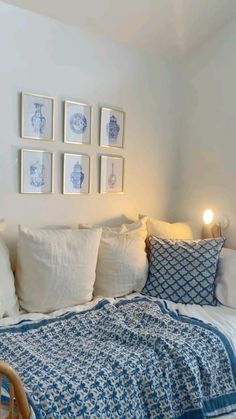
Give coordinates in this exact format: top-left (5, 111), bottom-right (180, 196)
top-left (100, 107), bottom-right (125, 149)
top-left (63, 153), bottom-right (91, 195)
top-left (64, 100), bottom-right (92, 145)
top-left (21, 92), bottom-right (55, 141)
top-left (100, 155), bottom-right (124, 194)
top-left (21, 149), bottom-right (54, 194)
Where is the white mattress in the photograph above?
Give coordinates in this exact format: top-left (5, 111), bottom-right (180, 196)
top-left (118, 293), bottom-right (236, 352)
top-left (0, 294), bottom-right (235, 418)
top-left (164, 299), bottom-right (236, 353)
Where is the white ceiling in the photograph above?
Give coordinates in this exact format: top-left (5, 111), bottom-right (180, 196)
top-left (2, 0), bottom-right (236, 58)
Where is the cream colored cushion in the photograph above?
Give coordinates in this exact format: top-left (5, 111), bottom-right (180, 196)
top-left (216, 248), bottom-right (236, 309)
top-left (80, 218), bottom-right (148, 297)
top-left (79, 216), bottom-right (148, 241)
top-left (16, 226), bottom-right (102, 313)
top-left (0, 221), bottom-right (19, 318)
top-left (94, 234), bottom-right (148, 297)
top-left (140, 216), bottom-right (194, 240)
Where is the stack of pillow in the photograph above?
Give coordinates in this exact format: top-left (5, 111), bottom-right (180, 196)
top-left (0, 216), bottom-right (235, 319)
top-left (15, 218), bottom-right (148, 313)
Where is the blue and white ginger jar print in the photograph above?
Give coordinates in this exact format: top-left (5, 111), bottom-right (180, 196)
top-left (30, 160), bottom-right (45, 187)
top-left (70, 113), bottom-right (87, 134)
top-left (31, 103), bottom-right (46, 135)
top-left (70, 161), bottom-right (84, 189)
top-left (106, 115), bottom-right (120, 143)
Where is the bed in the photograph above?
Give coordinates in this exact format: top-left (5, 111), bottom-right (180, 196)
top-left (0, 219), bottom-right (236, 418)
top-left (0, 293), bottom-right (236, 418)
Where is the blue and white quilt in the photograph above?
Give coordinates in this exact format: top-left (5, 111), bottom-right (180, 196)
top-left (1, 296), bottom-right (236, 418)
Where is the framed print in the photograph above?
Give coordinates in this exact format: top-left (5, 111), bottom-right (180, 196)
top-left (100, 107), bottom-right (125, 148)
top-left (21, 149), bottom-right (53, 194)
top-left (63, 153), bottom-right (90, 194)
top-left (100, 155), bottom-right (124, 194)
top-left (64, 100), bottom-right (92, 145)
top-left (21, 92), bottom-right (55, 141)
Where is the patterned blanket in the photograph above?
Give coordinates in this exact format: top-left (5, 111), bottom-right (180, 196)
top-left (1, 297), bottom-right (236, 418)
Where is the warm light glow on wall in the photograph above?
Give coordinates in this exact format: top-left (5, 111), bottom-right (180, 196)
top-left (203, 209), bottom-right (214, 225)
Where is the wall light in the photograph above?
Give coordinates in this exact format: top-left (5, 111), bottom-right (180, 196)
top-left (203, 209), bottom-right (214, 225)
top-left (203, 209), bottom-right (228, 237)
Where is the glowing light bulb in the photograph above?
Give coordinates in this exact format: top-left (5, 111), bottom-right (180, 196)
top-left (203, 209), bottom-right (214, 225)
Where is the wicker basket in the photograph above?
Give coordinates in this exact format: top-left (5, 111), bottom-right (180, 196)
top-left (0, 361), bottom-right (30, 419)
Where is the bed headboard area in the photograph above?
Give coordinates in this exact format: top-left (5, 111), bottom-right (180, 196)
top-left (0, 215), bottom-right (135, 267)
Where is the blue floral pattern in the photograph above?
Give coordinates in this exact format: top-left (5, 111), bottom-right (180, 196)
top-left (1, 297), bottom-right (236, 418)
top-left (106, 115), bottom-right (120, 142)
top-left (31, 103), bottom-right (46, 134)
top-left (70, 161), bottom-right (84, 189)
top-left (30, 160), bottom-right (45, 187)
top-left (70, 113), bottom-right (87, 134)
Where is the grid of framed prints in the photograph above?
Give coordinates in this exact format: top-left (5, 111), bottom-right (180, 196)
top-left (19, 91), bottom-right (125, 195)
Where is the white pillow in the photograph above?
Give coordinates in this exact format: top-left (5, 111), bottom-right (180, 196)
top-left (140, 216), bottom-right (194, 240)
top-left (80, 218), bottom-right (148, 297)
top-left (119, 217), bottom-right (148, 240)
top-left (94, 234), bottom-right (148, 297)
top-left (215, 248), bottom-right (236, 309)
top-left (0, 221), bottom-right (19, 318)
top-left (15, 226), bottom-right (102, 313)
top-left (79, 216), bottom-right (148, 241)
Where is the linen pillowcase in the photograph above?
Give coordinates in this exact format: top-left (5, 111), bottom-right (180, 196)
top-left (0, 228), bottom-right (19, 318)
top-left (79, 216), bottom-right (148, 241)
top-left (118, 217), bottom-right (148, 241)
top-left (143, 236), bottom-right (224, 305)
top-left (94, 233), bottom-right (148, 297)
top-left (15, 226), bottom-right (102, 313)
top-left (139, 215), bottom-right (199, 240)
top-left (215, 248), bottom-right (236, 309)
top-left (80, 218), bottom-right (148, 297)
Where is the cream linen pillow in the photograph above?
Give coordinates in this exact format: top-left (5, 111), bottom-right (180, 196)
top-left (118, 217), bottom-right (148, 240)
top-left (16, 226), bottom-right (102, 313)
top-left (215, 248), bottom-right (236, 309)
top-left (140, 216), bottom-right (194, 240)
top-left (0, 220), bottom-right (19, 317)
top-left (80, 217), bottom-right (148, 297)
top-left (94, 234), bottom-right (148, 297)
top-left (79, 216), bottom-right (148, 241)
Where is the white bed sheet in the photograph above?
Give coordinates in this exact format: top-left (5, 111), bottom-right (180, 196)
top-left (166, 299), bottom-right (236, 352)
top-left (0, 296), bottom-right (107, 327)
top-left (0, 294), bottom-right (235, 418)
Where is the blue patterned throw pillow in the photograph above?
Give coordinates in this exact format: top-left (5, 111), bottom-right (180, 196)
top-left (143, 236), bottom-right (224, 305)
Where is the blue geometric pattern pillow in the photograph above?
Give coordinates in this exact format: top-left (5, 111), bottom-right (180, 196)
top-left (143, 236), bottom-right (225, 305)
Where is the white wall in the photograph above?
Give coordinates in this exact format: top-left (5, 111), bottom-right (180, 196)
top-left (0, 2), bottom-right (178, 257)
top-left (175, 17), bottom-right (236, 248)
